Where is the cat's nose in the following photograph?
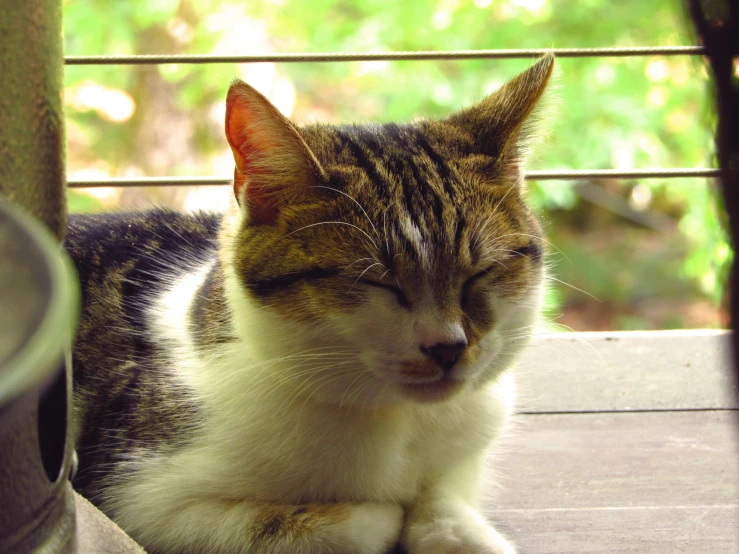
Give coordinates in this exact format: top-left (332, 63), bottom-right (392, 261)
top-left (420, 341), bottom-right (467, 372)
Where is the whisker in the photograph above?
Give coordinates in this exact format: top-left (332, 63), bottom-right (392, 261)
top-left (345, 371), bottom-right (378, 412)
top-left (298, 369), bottom-right (371, 419)
top-left (487, 233), bottom-right (572, 265)
top-left (372, 381), bottom-right (391, 414)
top-left (382, 201), bottom-right (398, 258)
top-left (470, 182), bottom-right (518, 251)
top-left (312, 186), bottom-right (380, 240)
top-left (286, 221), bottom-right (379, 250)
top-left (344, 257), bottom-right (377, 271)
top-left (280, 366), bottom-right (360, 414)
top-left (340, 371), bottom-right (370, 408)
top-left (352, 262), bottom-right (386, 288)
top-left (547, 276), bottom-right (602, 303)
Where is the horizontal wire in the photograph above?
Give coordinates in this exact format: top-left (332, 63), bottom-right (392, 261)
top-left (67, 168), bottom-right (720, 188)
top-left (65, 46), bottom-right (706, 66)
top-left (527, 168), bottom-right (720, 180)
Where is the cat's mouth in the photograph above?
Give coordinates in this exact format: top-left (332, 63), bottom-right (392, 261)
top-left (399, 376), bottom-right (464, 402)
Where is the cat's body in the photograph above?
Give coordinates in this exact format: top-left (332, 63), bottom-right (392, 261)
top-left (65, 210), bottom-right (222, 503)
top-left (68, 55), bottom-right (554, 554)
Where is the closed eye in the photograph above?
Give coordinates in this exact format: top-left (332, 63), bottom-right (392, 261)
top-left (461, 265), bottom-right (497, 305)
top-left (511, 243), bottom-right (542, 262)
top-left (469, 265), bottom-right (496, 282)
top-left (359, 279), bottom-right (410, 308)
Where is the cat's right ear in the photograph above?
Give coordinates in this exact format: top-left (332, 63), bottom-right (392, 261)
top-left (443, 54), bottom-right (555, 184)
top-left (225, 81), bottom-right (326, 224)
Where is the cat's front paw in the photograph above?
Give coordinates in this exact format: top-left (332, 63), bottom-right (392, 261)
top-left (344, 502), bottom-right (404, 554)
top-left (404, 524), bottom-right (515, 554)
top-left (402, 503), bottom-right (515, 554)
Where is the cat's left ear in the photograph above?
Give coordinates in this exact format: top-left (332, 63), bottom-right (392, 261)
top-left (444, 53), bottom-right (555, 182)
top-left (225, 80), bottom-right (326, 224)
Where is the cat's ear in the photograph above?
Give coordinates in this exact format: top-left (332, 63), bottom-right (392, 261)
top-left (225, 80), bottom-right (326, 224)
top-left (445, 53), bottom-right (555, 181)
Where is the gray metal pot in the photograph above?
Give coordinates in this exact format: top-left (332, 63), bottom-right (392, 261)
top-left (0, 198), bottom-right (79, 553)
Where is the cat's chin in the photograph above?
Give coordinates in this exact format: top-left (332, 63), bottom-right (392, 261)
top-left (398, 376), bottom-right (465, 403)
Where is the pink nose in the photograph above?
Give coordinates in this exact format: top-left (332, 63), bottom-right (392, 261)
top-left (420, 341), bottom-right (467, 372)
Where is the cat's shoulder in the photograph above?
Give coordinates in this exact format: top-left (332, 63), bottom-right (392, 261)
top-left (65, 208), bottom-right (221, 272)
top-left (66, 208), bottom-right (221, 251)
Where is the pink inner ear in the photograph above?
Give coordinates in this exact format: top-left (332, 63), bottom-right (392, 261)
top-left (226, 90), bottom-right (283, 223)
top-left (226, 93), bottom-right (282, 174)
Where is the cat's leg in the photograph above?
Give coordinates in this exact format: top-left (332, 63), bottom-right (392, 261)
top-left (118, 496), bottom-right (403, 554)
top-left (401, 455), bottom-right (515, 554)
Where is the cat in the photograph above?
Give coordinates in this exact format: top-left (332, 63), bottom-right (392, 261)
top-left (65, 53), bottom-right (554, 554)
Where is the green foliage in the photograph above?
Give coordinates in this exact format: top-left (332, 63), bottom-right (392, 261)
top-left (676, 183), bottom-right (732, 303)
top-left (67, 190), bottom-right (103, 213)
top-left (62, 0), bottom-right (731, 329)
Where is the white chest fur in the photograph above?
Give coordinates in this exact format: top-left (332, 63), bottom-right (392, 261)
top-left (189, 377), bottom-right (511, 506)
top-left (119, 378), bottom-right (513, 519)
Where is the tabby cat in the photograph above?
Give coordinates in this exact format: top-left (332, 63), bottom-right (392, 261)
top-left (66, 54), bottom-right (554, 554)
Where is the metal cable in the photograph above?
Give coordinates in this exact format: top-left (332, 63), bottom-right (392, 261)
top-left (527, 168), bottom-right (720, 180)
top-left (67, 168), bottom-right (720, 188)
top-left (65, 46), bottom-right (706, 65)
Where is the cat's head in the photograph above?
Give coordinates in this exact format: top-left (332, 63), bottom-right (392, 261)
top-left (221, 55), bottom-right (553, 406)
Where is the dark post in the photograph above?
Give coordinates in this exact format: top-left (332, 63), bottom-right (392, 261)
top-left (0, 0), bottom-right (67, 240)
top-left (687, 0), bottom-right (739, 405)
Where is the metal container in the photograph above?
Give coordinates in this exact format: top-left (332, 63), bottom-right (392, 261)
top-left (0, 199), bottom-right (79, 553)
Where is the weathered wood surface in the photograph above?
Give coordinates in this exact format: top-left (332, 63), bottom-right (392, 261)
top-left (488, 505), bottom-right (736, 554)
top-left (514, 330), bottom-right (736, 412)
top-left (487, 331), bottom-right (739, 554)
top-left (75, 493), bottom-right (145, 554)
top-left (492, 412), bottom-right (738, 510)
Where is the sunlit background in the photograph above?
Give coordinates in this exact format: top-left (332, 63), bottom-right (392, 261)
top-left (62, 0), bottom-right (732, 331)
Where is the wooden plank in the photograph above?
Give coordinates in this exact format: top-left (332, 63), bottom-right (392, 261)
top-left (489, 411), bottom-right (738, 510)
top-left (487, 505), bottom-right (737, 554)
top-left (477, 411), bottom-right (739, 553)
top-left (514, 331), bottom-right (737, 412)
top-left (75, 493), bottom-right (145, 553)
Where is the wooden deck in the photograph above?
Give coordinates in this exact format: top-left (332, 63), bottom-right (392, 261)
top-left (487, 330), bottom-right (738, 554)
